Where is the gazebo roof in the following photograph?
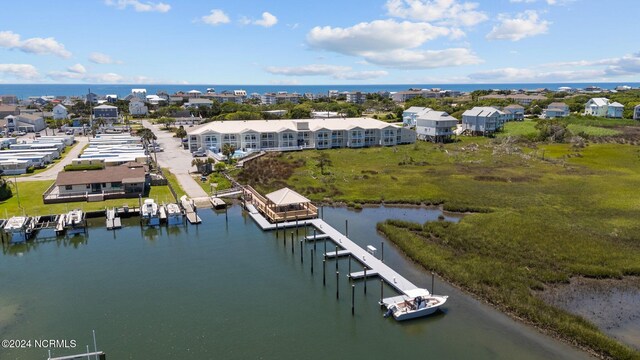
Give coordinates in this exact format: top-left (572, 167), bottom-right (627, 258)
top-left (266, 188), bottom-right (310, 206)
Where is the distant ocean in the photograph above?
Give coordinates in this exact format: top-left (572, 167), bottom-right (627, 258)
top-left (0, 83), bottom-right (638, 99)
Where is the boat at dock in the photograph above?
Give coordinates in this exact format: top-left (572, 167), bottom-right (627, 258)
top-left (106, 208), bottom-right (121, 230)
top-left (65, 209), bottom-right (85, 235)
top-left (381, 288), bottom-right (448, 321)
top-left (165, 203), bottom-right (183, 225)
top-left (3, 216), bottom-right (35, 243)
top-left (141, 199), bottom-right (160, 226)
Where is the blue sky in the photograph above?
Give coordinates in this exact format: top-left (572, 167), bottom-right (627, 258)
top-left (0, 0), bottom-right (638, 84)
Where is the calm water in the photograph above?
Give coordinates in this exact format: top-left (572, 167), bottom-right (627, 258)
top-left (0, 83), bottom-right (638, 99)
top-left (0, 206), bottom-right (590, 360)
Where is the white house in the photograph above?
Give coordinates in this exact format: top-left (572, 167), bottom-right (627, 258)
top-left (542, 102), bottom-right (570, 119)
top-left (607, 102), bottom-right (624, 118)
top-left (52, 104), bottom-right (69, 120)
top-left (634, 104), bottom-right (640, 120)
top-left (129, 99), bottom-right (148, 116)
top-left (414, 109), bottom-right (458, 142)
top-left (131, 89), bottom-right (147, 101)
top-left (584, 98), bottom-right (610, 117)
top-left (462, 107), bottom-right (506, 135)
top-left (185, 98), bottom-right (213, 108)
top-left (402, 106), bottom-right (426, 127)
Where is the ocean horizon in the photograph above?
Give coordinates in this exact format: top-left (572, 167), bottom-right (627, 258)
top-left (0, 82), bottom-right (638, 99)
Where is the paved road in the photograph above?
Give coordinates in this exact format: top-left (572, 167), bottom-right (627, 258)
top-left (17, 136), bottom-right (89, 182)
top-left (142, 120), bottom-right (208, 198)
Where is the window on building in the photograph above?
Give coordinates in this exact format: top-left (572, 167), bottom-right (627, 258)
top-left (65, 185), bottom-right (73, 190)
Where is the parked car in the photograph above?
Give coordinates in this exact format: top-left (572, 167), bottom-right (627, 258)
top-left (149, 146), bottom-right (164, 153)
top-left (192, 150), bottom-right (206, 157)
top-left (65, 130), bottom-right (74, 135)
top-left (35, 132), bottom-right (41, 137)
top-left (16, 131), bottom-right (26, 136)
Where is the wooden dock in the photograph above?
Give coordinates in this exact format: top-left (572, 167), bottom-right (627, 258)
top-left (245, 205), bottom-right (421, 296)
top-left (180, 196), bottom-right (202, 224)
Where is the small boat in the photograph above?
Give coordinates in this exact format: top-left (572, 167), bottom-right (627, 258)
top-left (4, 216), bottom-right (35, 243)
top-left (165, 203), bottom-right (183, 226)
top-left (381, 288), bottom-right (448, 321)
top-left (141, 199), bottom-right (160, 226)
top-left (65, 209), bottom-right (85, 235)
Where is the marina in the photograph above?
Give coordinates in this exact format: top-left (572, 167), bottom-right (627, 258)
top-left (0, 206), bottom-right (589, 360)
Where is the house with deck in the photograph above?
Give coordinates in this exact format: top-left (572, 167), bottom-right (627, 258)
top-left (584, 98), bottom-right (624, 118)
top-left (504, 104), bottom-right (525, 121)
top-left (542, 102), bottom-right (570, 119)
top-left (49, 164), bottom-right (147, 202)
top-left (462, 107), bottom-right (505, 135)
top-left (607, 102), bottom-right (624, 118)
top-left (413, 108), bottom-right (458, 142)
top-left (634, 104), bottom-right (640, 120)
top-left (243, 186), bottom-right (317, 223)
top-left (52, 104), bottom-right (69, 120)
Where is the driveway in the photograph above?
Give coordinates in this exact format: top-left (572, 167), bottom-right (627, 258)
top-left (17, 136), bottom-right (88, 182)
top-left (142, 120), bottom-right (208, 198)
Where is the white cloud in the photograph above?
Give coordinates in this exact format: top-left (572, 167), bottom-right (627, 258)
top-left (466, 52), bottom-right (640, 82)
top-left (254, 12), bottom-right (278, 27)
top-left (366, 48), bottom-right (481, 68)
top-left (0, 31), bottom-right (71, 58)
top-left (68, 64), bottom-right (86, 74)
top-left (265, 64), bottom-right (351, 76)
top-left (265, 64), bottom-right (388, 80)
top-left (307, 20), bottom-right (451, 55)
top-left (88, 52), bottom-right (122, 64)
top-left (509, 0), bottom-right (536, 3)
top-left (385, 0), bottom-right (488, 27)
top-left (333, 70), bottom-right (389, 80)
top-left (202, 9), bottom-right (231, 26)
top-left (269, 79), bottom-right (301, 85)
top-left (0, 64), bottom-right (39, 80)
top-left (105, 0), bottom-right (170, 13)
top-left (48, 69), bottom-right (124, 83)
top-left (306, 20), bottom-right (480, 69)
top-left (486, 11), bottom-right (549, 41)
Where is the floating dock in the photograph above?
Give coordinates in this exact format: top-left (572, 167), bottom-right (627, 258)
top-left (180, 196), bottom-right (201, 224)
top-left (106, 208), bottom-right (121, 230)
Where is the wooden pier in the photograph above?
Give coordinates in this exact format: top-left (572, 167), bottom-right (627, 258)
top-left (246, 205), bottom-right (422, 296)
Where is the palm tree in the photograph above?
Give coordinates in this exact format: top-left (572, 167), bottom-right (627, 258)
top-left (222, 143), bottom-right (236, 164)
top-left (191, 158), bottom-right (205, 173)
top-left (138, 127), bottom-right (158, 166)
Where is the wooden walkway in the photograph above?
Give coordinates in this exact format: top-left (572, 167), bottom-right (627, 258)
top-left (246, 205), bottom-right (422, 296)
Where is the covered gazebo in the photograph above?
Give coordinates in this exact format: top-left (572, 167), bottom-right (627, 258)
top-left (243, 186), bottom-right (318, 223)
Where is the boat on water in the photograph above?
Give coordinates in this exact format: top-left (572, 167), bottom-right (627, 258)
top-left (165, 203), bottom-right (183, 226)
top-left (141, 199), bottom-right (160, 226)
top-left (3, 216), bottom-right (35, 243)
top-left (65, 209), bottom-right (85, 235)
top-left (381, 288), bottom-right (448, 321)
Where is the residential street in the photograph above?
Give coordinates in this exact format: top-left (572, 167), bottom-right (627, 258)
top-left (142, 120), bottom-right (208, 198)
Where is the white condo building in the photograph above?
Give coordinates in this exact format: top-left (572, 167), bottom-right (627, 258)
top-left (187, 118), bottom-right (416, 153)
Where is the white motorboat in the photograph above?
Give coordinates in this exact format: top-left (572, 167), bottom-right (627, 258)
top-left (141, 199), bottom-right (160, 226)
top-left (381, 288), bottom-right (448, 321)
top-left (4, 216), bottom-right (34, 243)
top-left (165, 203), bottom-right (183, 226)
top-left (65, 209), bottom-right (85, 235)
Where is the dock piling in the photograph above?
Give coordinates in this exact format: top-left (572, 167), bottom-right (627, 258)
top-left (311, 249), bottom-right (314, 274)
top-left (364, 268), bottom-right (367, 294)
top-left (348, 255), bottom-right (351, 279)
top-left (335, 245), bottom-right (339, 270)
top-left (345, 219), bottom-right (348, 237)
top-left (313, 229), bottom-right (316, 251)
top-left (275, 221), bottom-right (278, 239)
top-left (300, 240), bottom-right (303, 263)
top-left (381, 242), bottom-right (384, 262)
top-left (323, 259), bottom-right (326, 286)
top-left (336, 271), bottom-right (340, 300)
top-left (324, 240), bottom-right (327, 258)
top-left (351, 284), bottom-right (355, 315)
top-left (380, 279), bottom-right (384, 307)
top-left (291, 232), bottom-right (294, 254)
top-left (431, 272), bottom-right (435, 294)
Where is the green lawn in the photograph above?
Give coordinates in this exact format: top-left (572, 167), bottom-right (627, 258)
top-left (162, 168), bottom-right (186, 199)
top-left (238, 139), bottom-right (640, 359)
top-left (499, 118), bottom-right (624, 140)
top-left (567, 124), bottom-right (621, 136)
top-left (194, 172), bottom-right (233, 195)
top-left (0, 180), bottom-right (174, 217)
top-left (498, 120), bottom-right (538, 138)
